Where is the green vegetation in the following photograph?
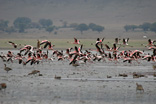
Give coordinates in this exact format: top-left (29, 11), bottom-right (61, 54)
top-left (75, 23), bottom-right (89, 34)
top-left (46, 26), bottom-right (55, 33)
top-left (124, 25), bottom-right (137, 32)
top-left (124, 22), bottom-right (156, 33)
top-left (1, 17), bottom-right (105, 35)
top-left (150, 22), bottom-right (156, 32)
top-left (71, 23), bottom-right (105, 34)
top-left (89, 23), bottom-right (104, 33)
top-left (0, 20), bottom-right (9, 31)
top-left (39, 19), bottom-right (53, 28)
top-left (13, 17), bottom-right (32, 33)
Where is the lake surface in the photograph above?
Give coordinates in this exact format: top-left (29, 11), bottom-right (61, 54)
top-left (0, 50), bottom-right (156, 104)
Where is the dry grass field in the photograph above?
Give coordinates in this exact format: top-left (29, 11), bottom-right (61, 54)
top-left (0, 27), bottom-right (155, 50)
top-left (0, 38), bottom-right (148, 50)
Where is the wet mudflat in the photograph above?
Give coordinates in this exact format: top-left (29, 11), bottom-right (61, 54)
top-left (0, 50), bottom-right (156, 104)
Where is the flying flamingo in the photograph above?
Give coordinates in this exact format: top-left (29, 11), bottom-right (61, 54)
top-left (8, 41), bottom-right (17, 48)
top-left (96, 37), bottom-right (105, 44)
top-left (153, 49), bottom-right (156, 56)
top-left (89, 42), bottom-right (105, 55)
top-left (123, 57), bottom-right (132, 63)
top-left (147, 39), bottom-right (156, 47)
top-left (114, 38), bottom-right (121, 45)
top-left (69, 46), bottom-right (80, 56)
top-left (20, 45), bottom-right (34, 55)
top-left (141, 39), bottom-right (156, 48)
top-left (14, 53), bottom-right (25, 64)
top-left (130, 50), bottom-right (143, 57)
top-left (67, 38), bottom-right (81, 45)
top-left (142, 54), bottom-right (152, 62)
top-left (112, 44), bottom-right (120, 52)
top-left (95, 42), bottom-right (105, 55)
top-left (121, 38), bottom-right (133, 47)
top-left (53, 50), bottom-right (64, 61)
top-left (105, 44), bottom-right (112, 51)
top-left (69, 54), bottom-right (79, 66)
top-left (40, 40), bottom-right (55, 50)
top-left (123, 38), bottom-right (129, 45)
top-left (113, 52), bottom-right (119, 64)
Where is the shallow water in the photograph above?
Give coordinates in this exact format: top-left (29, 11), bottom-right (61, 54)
top-left (0, 50), bottom-right (156, 104)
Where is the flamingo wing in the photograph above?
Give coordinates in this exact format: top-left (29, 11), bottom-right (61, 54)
top-left (95, 42), bottom-right (103, 54)
top-left (40, 40), bottom-right (49, 45)
top-left (74, 46), bottom-right (79, 53)
top-left (115, 38), bottom-right (118, 44)
top-left (126, 38), bottom-right (129, 43)
top-left (44, 42), bottom-right (51, 48)
top-left (148, 39), bottom-right (152, 44)
top-left (74, 38), bottom-right (78, 43)
top-left (69, 54), bottom-right (78, 65)
top-left (113, 44), bottom-right (117, 49)
top-left (102, 37), bottom-right (105, 42)
top-left (123, 39), bottom-right (126, 44)
top-left (153, 40), bottom-right (156, 46)
top-left (8, 41), bottom-right (17, 48)
top-left (105, 44), bottom-right (110, 50)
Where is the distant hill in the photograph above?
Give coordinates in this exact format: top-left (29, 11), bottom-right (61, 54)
top-left (0, 0), bottom-right (156, 27)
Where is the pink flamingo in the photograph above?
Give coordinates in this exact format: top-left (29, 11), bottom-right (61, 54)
top-left (147, 39), bottom-right (156, 47)
top-left (123, 38), bottom-right (129, 45)
top-left (105, 44), bottom-right (112, 51)
top-left (112, 44), bottom-right (120, 52)
top-left (67, 38), bottom-right (81, 45)
top-left (96, 37), bottom-right (105, 44)
top-left (114, 38), bottom-right (121, 45)
top-left (40, 40), bottom-right (55, 50)
top-left (8, 41), bottom-right (17, 48)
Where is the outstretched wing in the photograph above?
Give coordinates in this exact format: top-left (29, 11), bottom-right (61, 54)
top-left (8, 41), bottom-right (17, 48)
top-left (74, 38), bottom-right (78, 43)
top-left (115, 38), bottom-right (118, 44)
top-left (40, 40), bottom-right (49, 45)
top-left (105, 44), bottom-right (110, 50)
top-left (123, 38), bottom-right (126, 44)
top-left (101, 37), bottom-right (105, 42)
top-left (126, 38), bottom-right (129, 43)
top-left (44, 42), bottom-right (51, 48)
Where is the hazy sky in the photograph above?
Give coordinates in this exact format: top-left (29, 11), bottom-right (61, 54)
top-left (0, 0), bottom-right (156, 26)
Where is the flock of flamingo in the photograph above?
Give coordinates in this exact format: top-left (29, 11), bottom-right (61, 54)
top-left (0, 38), bottom-right (156, 70)
top-left (0, 37), bottom-right (156, 91)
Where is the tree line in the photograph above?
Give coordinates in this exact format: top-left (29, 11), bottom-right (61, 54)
top-left (0, 17), bottom-right (105, 34)
top-left (2, 17), bottom-right (156, 34)
top-left (124, 22), bottom-right (156, 32)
